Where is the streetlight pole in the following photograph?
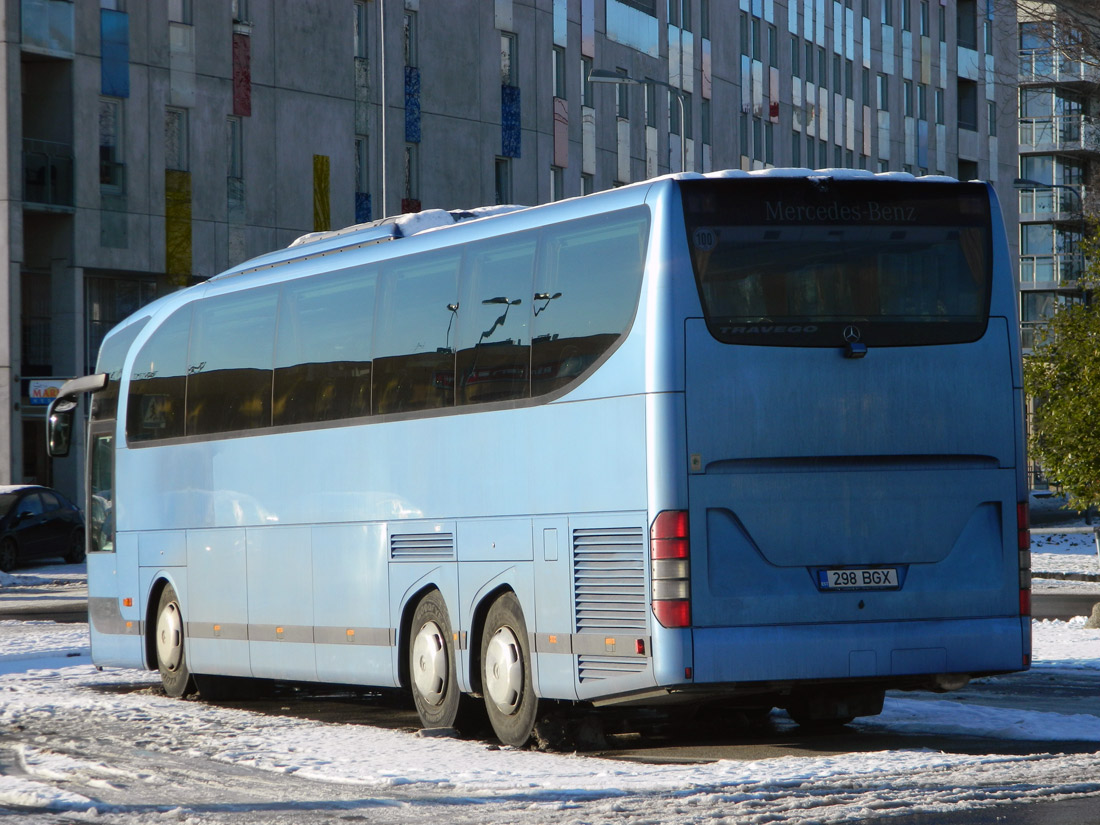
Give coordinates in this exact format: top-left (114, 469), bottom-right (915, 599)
top-left (588, 69), bottom-right (687, 173)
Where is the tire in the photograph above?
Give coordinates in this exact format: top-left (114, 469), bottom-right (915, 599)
top-left (64, 529), bottom-right (86, 565)
top-left (0, 538), bottom-right (17, 573)
top-left (155, 584), bottom-right (195, 698)
top-left (409, 590), bottom-right (463, 728)
top-left (480, 591), bottom-right (538, 747)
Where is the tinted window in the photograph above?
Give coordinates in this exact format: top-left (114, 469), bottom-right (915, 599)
top-left (0, 493), bottom-right (18, 517)
top-left (274, 268), bottom-right (376, 425)
top-left (92, 317), bottom-right (150, 421)
top-left (372, 249), bottom-right (461, 414)
top-left (456, 237), bottom-right (536, 405)
top-left (90, 432), bottom-right (114, 553)
top-left (531, 208), bottom-right (650, 396)
top-left (187, 288), bottom-right (278, 435)
top-left (682, 178), bottom-right (992, 347)
top-left (17, 493), bottom-right (43, 517)
top-left (39, 490), bottom-right (61, 512)
top-left (127, 305), bottom-right (192, 442)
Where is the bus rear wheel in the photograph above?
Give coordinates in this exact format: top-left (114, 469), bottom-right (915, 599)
top-left (155, 584), bottom-right (195, 698)
top-left (409, 590), bottom-right (462, 729)
top-left (480, 592), bottom-right (538, 747)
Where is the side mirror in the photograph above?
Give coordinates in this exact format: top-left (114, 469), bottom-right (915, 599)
top-left (45, 373), bottom-right (109, 459)
top-left (47, 397), bottom-right (77, 458)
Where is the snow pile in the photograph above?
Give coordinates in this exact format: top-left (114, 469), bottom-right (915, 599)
top-left (1, 619), bottom-right (1100, 823)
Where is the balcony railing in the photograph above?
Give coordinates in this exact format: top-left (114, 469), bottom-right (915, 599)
top-left (1017, 185), bottom-right (1087, 222)
top-left (1019, 115), bottom-right (1100, 153)
top-left (21, 0), bottom-right (74, 54)
top-left (23, 139), bottom-right (73, 207)
top-left (1019, 252), bottom-right (1084, 286)
top-left (1019, 49), bottom-right (1100, 85)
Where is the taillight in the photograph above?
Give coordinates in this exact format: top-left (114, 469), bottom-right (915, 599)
top-left (1018, 502), bottom-right (1031, 551)
top-left (1018, 501), bottom-right (1031, 616)
top-left (651, 510), bottom-right (691, 628)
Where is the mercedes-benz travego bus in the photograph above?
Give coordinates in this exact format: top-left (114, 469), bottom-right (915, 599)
top-left (49, 169), bottom-right (1030, 747)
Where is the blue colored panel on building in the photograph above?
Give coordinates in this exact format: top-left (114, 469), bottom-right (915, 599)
top-left (100, 9), bottom-right (130, 98)
top-left (355, 192), bottom-right (372, 224)
top-left (502, 85), bottom-right (521, 158)
top-left (405, 66), bottom-right (421, 143)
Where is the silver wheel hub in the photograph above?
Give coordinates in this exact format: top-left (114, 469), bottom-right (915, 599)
top-left (485, 626), bottom-right (523, 715)
top-left (412, 620), bottom-right (448, 705)
top-left (156, 601), bottom-right (183, 672)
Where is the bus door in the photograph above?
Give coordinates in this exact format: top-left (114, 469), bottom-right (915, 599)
top-left (86, 419), bottom-right (143, 666)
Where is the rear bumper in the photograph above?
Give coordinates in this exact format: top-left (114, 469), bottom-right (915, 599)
top-left (689, 616), bottom-right (1029, 685)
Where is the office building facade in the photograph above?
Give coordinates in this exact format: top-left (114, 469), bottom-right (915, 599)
top-left (4, 0), bottom-right (1017, 499)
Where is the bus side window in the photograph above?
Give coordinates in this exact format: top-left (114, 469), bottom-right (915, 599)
top-left (531, 209), bottom-right (649, 397)
top-left (274, 268), bottom-right (377, 426)
top-left (455, 236), bottom-right (536, 405)
top-left (187, 288), bottom-right (278, 436)
top-left (126, 306), bottom-right (192, 442)
top-left (372, 249), bottom-right (461, 415)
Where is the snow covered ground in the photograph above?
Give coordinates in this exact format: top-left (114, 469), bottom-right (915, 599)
top-left (1, 542), bottom-right (1099, 823)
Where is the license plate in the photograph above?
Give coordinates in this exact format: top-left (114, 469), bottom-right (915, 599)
top-left (818, 567), bottom-right (899, 590)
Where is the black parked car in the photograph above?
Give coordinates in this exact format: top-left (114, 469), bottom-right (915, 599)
top-left (0, 485), bottom-right (85, 572)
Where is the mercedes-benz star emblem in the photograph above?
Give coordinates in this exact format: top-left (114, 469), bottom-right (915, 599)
top-left (842, 325), bottom-right (862, 343)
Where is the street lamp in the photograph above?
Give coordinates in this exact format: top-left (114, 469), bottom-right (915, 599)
top-left (1014, 177), bottom-right (1087, 286)
top-left (588, 69), bottom-right (688, 174)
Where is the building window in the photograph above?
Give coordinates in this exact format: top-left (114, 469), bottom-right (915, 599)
top-left (99, 97), bottom-right (123, 189)
top-left (845, 59), bottom-right (854, 98)
top-left (740, 12), bottom-right (748, 56)
top-left (232, 0), bottom-right (249, 23)
top-left (168, 0), bottom-right (191, 24)
top-left (668, 0), bottom-right (680, 27)
top-left (354, 1), bottom-right (368, 59)
top-left (917, 83), bottom-right (927, 121)
top-left (935, 88), bottom-right (945, 124)
top-left (988, 101), bottom-right (997, 136)
top-left (582, 56), bottom-right (593, 106)
top-left (791, 36), bottom-right (800, 77)
top-left (765, 122), bottom-right (774, 164)
top-left (700, 0), bottom-right (709, 38)
top-left (581, 173), bottom-right (594, 195)
top-left (701, 98), bottom-right (711, 145)
top-left (645, 82), bottom-right (657, 128)
top-left (740, 113), bottom-right (749, 156)
top-left (682, 91), bottom-right (692, 139)
top-left (919, 0), bottom-right (928, 36)
top-left (551, 166), bottom-right (564, 201)
top-left (404, 143), bottom-right (418, 202)
top-left (768, 25), bottom-right (778, 68)
top-left (805, 42), bottom-right (814, 83)
top-left (984, 20), bottom-right (993, 55)
top-left (902, 0), bottom-right (911, 32)
top-left (501, 32), bottom-right (516, 86)
top-left (752, 18), bottom-right (762, 61)
top-left (818, 48), bottom-right (827, 88)
top-left (403, 11), bottom-right (418, 67)
top-left (617, 68), bottom-right (630, 118)
top-left (862, 67), bottom-right (870, 103)
top-left (957, 79), bottom-right (978, 130)
top-left (881, 0), bottom-right (892, 26)
top-left (792, 130), bottom-right (801, 166)
top-left (100, 0), bottom-right (124, 9)
top-left (227, 115), bottom-right (243, 178)
top-left (355, 136), bottom-right (369, 193)
top-left (165, 107), bottom-right (188, 171)
top-left (495, 157), bottom-right (512, 204)
top-left (553, 47), bottom-right (567, 98)
top-left (958, 159), bottom-right (979, 180)
top-left (938, 5), bottom-right (946, 41)
top-left (957, 0), bottom-right (977, 49)
top-left (903, 80), bottom-right (913, 117)
top-left (877, 74), bottom-right (888, 109)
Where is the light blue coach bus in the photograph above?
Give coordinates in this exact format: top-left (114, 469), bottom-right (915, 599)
top-left (48, 170), bottom-right (1030, 746)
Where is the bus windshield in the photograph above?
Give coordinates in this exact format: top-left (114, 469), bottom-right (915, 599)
top-left (681, 178), bottom-right (993, 347)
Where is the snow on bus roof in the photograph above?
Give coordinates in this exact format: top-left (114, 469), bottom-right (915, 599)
top-left (287, 205), bottom-right (528, 249)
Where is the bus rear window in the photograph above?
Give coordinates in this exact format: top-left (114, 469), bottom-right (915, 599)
top-left (681, 178), bottom-right (993, 347)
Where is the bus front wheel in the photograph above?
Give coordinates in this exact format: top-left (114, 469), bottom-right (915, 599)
top-left (480, 592), bottom-right (538, 747)
top-left (409, 590), bottom-right (463, 729)
top-left (155, 584), bottom-right (195, 698)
